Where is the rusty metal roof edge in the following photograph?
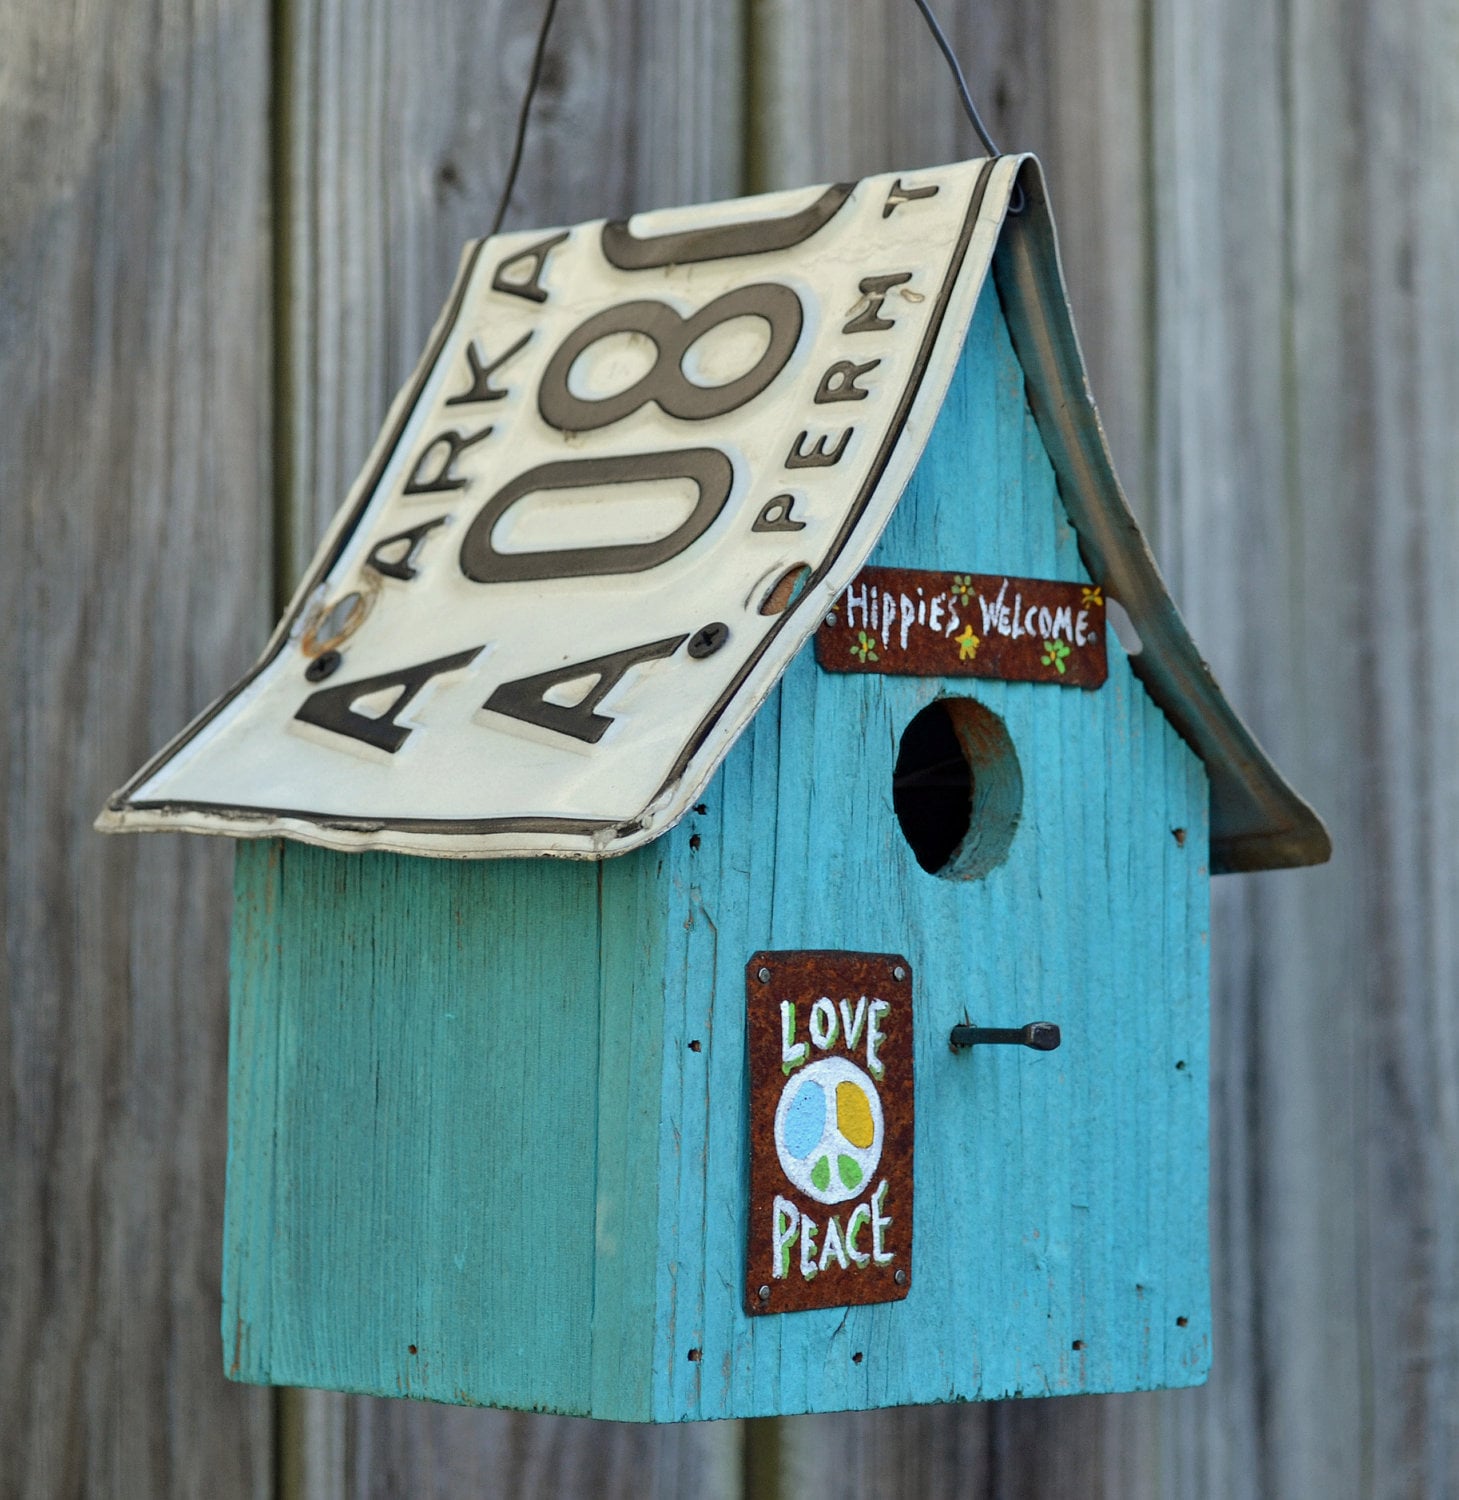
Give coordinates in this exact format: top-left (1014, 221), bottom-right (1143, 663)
top-left (990, 156), bottom-right (1331, 873)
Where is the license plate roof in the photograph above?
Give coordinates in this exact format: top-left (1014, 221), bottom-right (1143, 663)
top-left (101, 157), bottom-right (1018, 857)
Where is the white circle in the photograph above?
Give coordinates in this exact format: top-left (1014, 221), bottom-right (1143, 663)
top-left (773, 1056), bottom-right (884, 1206)
top-left (680, 313), bottom-right (773, 388)
top-left (565, 329), bottom-right (658, 401)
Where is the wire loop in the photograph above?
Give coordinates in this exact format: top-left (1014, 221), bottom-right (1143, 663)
top-left (492, 0), bottom-right (1020, 237)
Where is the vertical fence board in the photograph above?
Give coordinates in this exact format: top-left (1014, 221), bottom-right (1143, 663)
top-left (0, 2), bottom-right (274, 1497)
top-left (273, 0), bottom-right (744, 1492)
top-left (1249, 0), bottom-right (1459, 1492)
top-left (752, 0), bottom-right (1459, 1496)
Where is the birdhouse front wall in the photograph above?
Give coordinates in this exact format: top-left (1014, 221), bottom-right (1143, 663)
top-left (639, 285), bottom-right (1212, 1418)
top-left (225, 281), bottom-right (1211, 1421)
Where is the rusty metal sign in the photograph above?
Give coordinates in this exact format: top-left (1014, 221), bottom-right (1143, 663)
top-left (745, 951), bottom-right (914, 1316)
top-left (815, 567), bottom-right (1107, 687)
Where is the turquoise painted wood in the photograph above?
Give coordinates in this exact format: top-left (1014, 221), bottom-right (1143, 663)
top-left (224, 283), bottom-right (1211, 1420)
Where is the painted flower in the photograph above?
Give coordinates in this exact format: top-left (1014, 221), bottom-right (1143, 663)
top-left (1081, 585), bottom-right (1103, 608)
top-left (954, 625), bottom-right (980, 661)
top-left (950, 574), bottom-right (975, 604)
top-left (1042, 639), bottom-right (1071, 674)
top-left (851, 630), bottom-right (879, 664)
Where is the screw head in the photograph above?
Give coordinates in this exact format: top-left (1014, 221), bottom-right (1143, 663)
top-left (894, 1268), bottom-right (908, 1286)
top-left (757, 966), bottom-right (771, 983)
top-left (892, 964), bottom-right (906, 982)
top-left (688, 622), bottom-right (729, 658)
top-left (758, 1285), bottom-right (770, 1301)
top-left (825, 612), bottom-right (838, 627)
top-left (306, 649), bottom-right (342, 682)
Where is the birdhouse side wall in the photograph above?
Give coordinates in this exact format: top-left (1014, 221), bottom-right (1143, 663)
top-left (224, 842), bottom-right (667, 1416)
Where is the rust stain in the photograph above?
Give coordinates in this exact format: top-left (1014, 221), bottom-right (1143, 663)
top-left (299, 573), bottom-right (381, 657)
top-left (759, 562), bottom-right (813, 616)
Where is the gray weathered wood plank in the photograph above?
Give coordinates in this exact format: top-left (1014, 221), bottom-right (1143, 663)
top-left (333, 1401), bottom-right (740, 1499)
top-left (754, 0), bottom-right (1459, 1495)
top-left (0, 2), bottom-right (275, 1496)
top-left (272, 0), bottom-right (745, 1492)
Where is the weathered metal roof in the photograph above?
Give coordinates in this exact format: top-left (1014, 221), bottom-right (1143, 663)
top-left (98, 154), bottom-right (1328, 871)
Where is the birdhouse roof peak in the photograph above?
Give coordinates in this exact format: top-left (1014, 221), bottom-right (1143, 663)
top-left (99, 156), bottom-right (1328, 872)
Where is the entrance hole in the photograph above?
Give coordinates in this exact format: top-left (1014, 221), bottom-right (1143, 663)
top-left (891, 699), bottom-right (1022, 880)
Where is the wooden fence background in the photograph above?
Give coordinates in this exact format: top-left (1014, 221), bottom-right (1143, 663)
top-left (3, 0), bottom-right (1455, 1493)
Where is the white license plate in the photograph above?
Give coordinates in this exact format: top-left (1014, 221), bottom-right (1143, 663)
top-left (102, 156), bottom-right (1019, 857)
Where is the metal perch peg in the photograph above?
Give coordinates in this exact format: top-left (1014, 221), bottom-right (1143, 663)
top-left (949, 1022), bottom-right (1061, 1052)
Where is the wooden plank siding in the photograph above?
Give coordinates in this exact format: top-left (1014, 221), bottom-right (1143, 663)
top-left (0, 2), bottom-right (275, 1497)
top-left (270, 0), bottom-right (744, 1493)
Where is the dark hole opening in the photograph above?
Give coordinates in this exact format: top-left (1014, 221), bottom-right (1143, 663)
top-left (892, 701), bottom-right (973, 874)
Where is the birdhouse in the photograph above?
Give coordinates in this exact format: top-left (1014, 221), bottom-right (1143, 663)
top-left (100, 155), bottom-right (1328, 1421)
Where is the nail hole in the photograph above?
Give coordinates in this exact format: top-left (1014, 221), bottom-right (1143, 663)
top-left (537, 48), bottom-right (566, 94)
top-left (1175, 1059), bottom-right (1187, 1071)
top-left (759, 562), bottom-right (813, 616)
top-left (687, 1348), bottom-right (701, 1362)
top-left (1071, 1339), bottom-right (1085, 1351)
top-left (694, 803), bottom-right (708, 815)
top-left (852, 1352), bottom-right (864, 1364)
top-left (408, 1344), bottom-right (418, 1355)
top-left (1176, 1316), bottom-right (1189, 1328)
top-left (1172, 827), bottom-right (1188, 847)
top-left (303, 588), bottom-right (371, 656)
top-left (689, 833), bottom-right (701, 850)
top-left (688, 1039), bottom-right (702, 1052)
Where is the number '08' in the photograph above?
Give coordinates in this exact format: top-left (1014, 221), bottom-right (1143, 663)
top-left (450, 192), bottom-right (850, 584)
top-left (306, 186), bottom-right (890, 757)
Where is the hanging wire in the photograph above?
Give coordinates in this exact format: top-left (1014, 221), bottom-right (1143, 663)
top-left (908, 0), bottom-right (1000, 157)
top-left (490, 0), bottom-right (1013, 238)
top-left (909, 0), bottom-right (1022, 209)
top-left (490, 0), bottom-right (563, 236)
